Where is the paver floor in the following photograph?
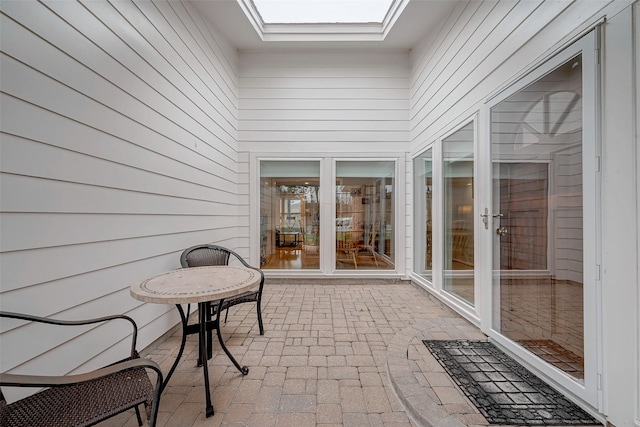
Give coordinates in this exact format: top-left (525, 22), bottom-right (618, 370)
top-left (94, 281), bottom-right (497, 427)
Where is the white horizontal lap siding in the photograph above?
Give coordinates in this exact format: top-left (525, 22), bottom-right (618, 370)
top-left (410, 0), bottom-right (615, 147)
top-left (238, 51), bottom-right (410, 153)
top-left (0, 0), bottom-right (240, 383)
top-left (409, 0), bottom-right (617, 278)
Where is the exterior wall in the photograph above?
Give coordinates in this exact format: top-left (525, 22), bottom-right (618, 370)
top-left (237, 51), bottom-right (410, 153)
top-left (409, 1), bottom-right (638, 425)
top-left (410, 1), bottom-right (617, 146)
top-left (237, 51), bottom-right (411, 275)
top-left (636, 5), bottom-right (640, 425)
top-left (601, 4), bottom-right (639, 426)
top-left (0, 0), bottom-right (240, 386)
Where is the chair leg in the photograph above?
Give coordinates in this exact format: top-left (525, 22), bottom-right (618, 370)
top-left (256, 302), bottom-right (264, 335)
top-left (352, 251), bottom-right (358, 269)
top-left (134, 405), bottom-right (143, 426)
top-left (221, 302), bottom-right (264, 335)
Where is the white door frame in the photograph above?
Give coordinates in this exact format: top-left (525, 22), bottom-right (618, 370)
top-left (479, 30), bottom-right (602, 412)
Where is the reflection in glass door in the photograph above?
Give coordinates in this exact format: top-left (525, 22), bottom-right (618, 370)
top-left (413, 149), bottom-right (433, 281)
top-left (335, 161), bottom-right (395, 270)
top-left (443, 122), bottom-right (475, 305)
top-left (491, 54), bottom-right (586, 380)
top-left (260, 161), bottom-right (320, 270)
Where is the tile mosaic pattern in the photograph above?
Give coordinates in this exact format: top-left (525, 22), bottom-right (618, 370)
top-left (423, 340), bottom-right (599, 426)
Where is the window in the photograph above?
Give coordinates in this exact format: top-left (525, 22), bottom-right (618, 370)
top-left (413, 148), bottom-right (433, 281)
top-left (260, 161), bottom-right (320, 269)
top-left (253, 0), bottom-right (394, 24)
top-left (442, 122), bottom-right (475, 305)
top-left (335, 161), bottom-right (395, 270)
top-left (258, 158), bottom-right (398, 272)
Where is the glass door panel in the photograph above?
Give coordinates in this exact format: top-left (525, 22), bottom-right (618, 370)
top-left (413, 148), bottom-right (433, 281)
top-left (443, 122), bottom-right (475, 305)
top-left (260, 161), bottom-right (320, 270)
top-left (491, 55), bottom-right (585, 380)
top-left (335, 161), bottom-right (395, 270)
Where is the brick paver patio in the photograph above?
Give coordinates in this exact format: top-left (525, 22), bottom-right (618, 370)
top-left (96, 280), bottom-right (491, 427)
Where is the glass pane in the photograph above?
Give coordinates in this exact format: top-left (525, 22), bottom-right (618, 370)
top-left (413, 148), bottom-right (433, 281)
top-left (260, 161), bottom-right (320, 270)
top-left (336, 161), bottom-right (394, 270)
top-left (253, 0), bottom-right (393, 24)
top-left (443, 122), bottom-right (475, 304)
top-left (491, 55), bottom-right (584, 380)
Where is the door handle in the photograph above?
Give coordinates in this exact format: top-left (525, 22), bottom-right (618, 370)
top-left (496, 227), bottom-right (508, 236)
top-left (480, 208), bottom-right (490, 229)
top-left (481, 209), bottom-right (504, 229)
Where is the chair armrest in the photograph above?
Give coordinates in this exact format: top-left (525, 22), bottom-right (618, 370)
top-left (229, 253), bottom-right (265, 287)
top-left (0, 311), bottom-right (140, 357)
top-left (0, 358), bottom-right (163, 389)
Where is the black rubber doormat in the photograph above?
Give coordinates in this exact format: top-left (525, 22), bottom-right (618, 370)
top-left (423, 340), bottom-right (600, 425)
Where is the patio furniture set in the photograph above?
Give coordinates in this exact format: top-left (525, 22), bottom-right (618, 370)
top-left (0, 244), bottom-right (265, 427)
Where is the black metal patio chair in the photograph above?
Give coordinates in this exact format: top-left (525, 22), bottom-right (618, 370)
top-left (0, 311), bottom-right (163, 427)
top-left (180, 244), bottom-right (265, 336)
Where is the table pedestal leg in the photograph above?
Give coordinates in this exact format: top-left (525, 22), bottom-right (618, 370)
top-left (196, 307), bottom-right (213, 367)
top-left (199, 302), bottom-right (215, 417)
top-left (170, 301), bottom-right (249, 418)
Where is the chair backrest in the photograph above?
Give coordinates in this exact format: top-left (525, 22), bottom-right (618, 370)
top-left (366, 221), bottom-right (380, 247)
top-left (337, 231), bottom-right (359, 251)
top-left (180, 244), bottom-right (264, 291)
top-left (180, 245), bottom-right (233, 268)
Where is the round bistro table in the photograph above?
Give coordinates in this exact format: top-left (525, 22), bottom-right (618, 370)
top-left (130, 265), bottom-right (261, 418)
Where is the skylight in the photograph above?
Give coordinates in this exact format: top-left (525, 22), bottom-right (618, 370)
top-left (252, 0), bottom-right (394, 24)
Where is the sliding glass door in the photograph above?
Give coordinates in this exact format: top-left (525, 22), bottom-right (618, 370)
top-left (443, 123), bottom-right (475, 305)
top-left (492, 53), bottom-right (586, 377)
top-left (488, 33), bottom-right (598, 406)
top-left (412, 32), bottom-right (598, 408)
